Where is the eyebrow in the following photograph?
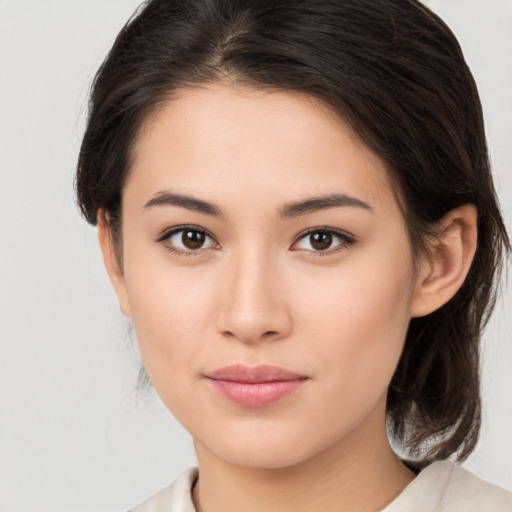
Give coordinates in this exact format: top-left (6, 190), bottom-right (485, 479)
top-left (144, 191), bottom-right (373, 218)
top-left (145, 191), bottom-right (225, 217)
top-left (279, 193), bottom-right (373, 218)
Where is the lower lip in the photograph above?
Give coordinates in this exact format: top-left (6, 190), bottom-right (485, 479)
top-left (207, 378), bottom-right (307, 407)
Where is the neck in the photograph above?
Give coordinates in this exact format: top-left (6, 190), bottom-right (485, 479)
top-left (191, 401), bottom-right (415, 512)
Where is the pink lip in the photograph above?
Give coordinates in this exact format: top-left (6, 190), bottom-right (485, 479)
top-left (205, 364), bottom-right (309, 407)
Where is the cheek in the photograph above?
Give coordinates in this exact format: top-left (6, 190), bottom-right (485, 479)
top-left (122, 221), bottom-right (415, 426)
top-left (122, 256), bottom-right (218, 390)
top-left (295, 245), bottom-right (414, 398)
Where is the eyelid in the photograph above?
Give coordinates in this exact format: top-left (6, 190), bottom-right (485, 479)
top-left (155, 224), bottom-right (219, 256)
top-left (295, 225), bottom-right (356, 241)
top-left (155, 224), bottom-right (356, 257)
top-left (291, 226), bottom-right (356, 256)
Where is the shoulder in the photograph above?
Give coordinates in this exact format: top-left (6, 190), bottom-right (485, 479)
top-left (128, 466), bottom-right (198, 512)
top-left (383, 460), bottom-right (512, 512)
top-left (436, 462), bottom-right (512, 511)
top-left (127, 462), bottom-right (511, 512)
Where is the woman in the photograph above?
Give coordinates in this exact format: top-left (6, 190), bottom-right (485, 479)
top-left (75, 0), bottom-right (511, 510)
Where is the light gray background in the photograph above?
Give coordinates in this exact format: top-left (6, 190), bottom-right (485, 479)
top-left (0, 0), bottom-right (511, 510)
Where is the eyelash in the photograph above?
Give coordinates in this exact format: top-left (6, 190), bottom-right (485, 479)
top-left (155, 224), bottom-right (356, 258)
top-left (294, 226), bottom-right (355, 257)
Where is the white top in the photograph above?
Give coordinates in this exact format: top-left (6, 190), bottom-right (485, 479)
top-left (129, 460), bottom-right (512, 511)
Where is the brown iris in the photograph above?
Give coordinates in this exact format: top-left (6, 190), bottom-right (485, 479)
top-left (310, 232), bottom-right (332, 251)
top-left (182, 230), bottom-right (206, 249)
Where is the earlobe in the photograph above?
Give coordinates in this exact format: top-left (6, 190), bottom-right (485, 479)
top-left (97, 210), bottom-right (132, 318)
top-left (410, 204), bottom-right (478, 318)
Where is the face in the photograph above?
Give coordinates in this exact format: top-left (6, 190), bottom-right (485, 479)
top-left (112, 83), bottom-right (420, 469)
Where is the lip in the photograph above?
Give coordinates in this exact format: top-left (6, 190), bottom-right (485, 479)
top-left (205, 364), bottom-right (309, 407)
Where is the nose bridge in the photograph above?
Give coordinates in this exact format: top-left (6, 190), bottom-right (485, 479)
top-left (216, 242), bottom-right (291, 344)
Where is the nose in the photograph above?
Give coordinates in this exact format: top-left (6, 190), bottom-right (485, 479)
top-left (215, 248), bottom-right (293, 345)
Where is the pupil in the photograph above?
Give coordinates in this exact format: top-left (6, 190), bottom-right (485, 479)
top-left (182, 230), bottom-right (205, 249)
top-left (311, 232), bottom-right (332, 251)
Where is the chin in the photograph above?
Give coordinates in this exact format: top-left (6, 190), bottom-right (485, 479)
top-left (217, 445), bottom-right (311, 470)
top-left (194, 425), bottom-right (335, 471)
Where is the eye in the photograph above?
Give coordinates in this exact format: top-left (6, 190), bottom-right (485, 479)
top-left (292, 228), bottom-right (355, 255)
top-left (156, 225), bottom-right (218, 255)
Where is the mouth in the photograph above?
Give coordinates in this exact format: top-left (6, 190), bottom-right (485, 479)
top-left (204, 364), bottom-right (309, 407)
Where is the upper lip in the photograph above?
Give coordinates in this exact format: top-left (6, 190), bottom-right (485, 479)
top-left (206, 364), bottom-right (308, 383)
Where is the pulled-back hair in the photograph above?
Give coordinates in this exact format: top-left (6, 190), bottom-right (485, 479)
top-left (75, 0), bottom-right (510, 466)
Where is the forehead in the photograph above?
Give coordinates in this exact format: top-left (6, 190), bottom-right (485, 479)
top-left (126, 83), bottom-right (398, 216)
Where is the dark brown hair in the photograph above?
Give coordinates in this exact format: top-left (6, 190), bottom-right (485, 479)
top-left (75, 0), bottom-right (510, 466)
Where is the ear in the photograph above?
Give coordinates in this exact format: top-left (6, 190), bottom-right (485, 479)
top-left (410, 204), bottom-right (478, 318)
top-left (97, 210), bottom-right (132, 318)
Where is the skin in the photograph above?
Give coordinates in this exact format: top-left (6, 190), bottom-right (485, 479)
top-left (98, 83), bottom-right (478, 512)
